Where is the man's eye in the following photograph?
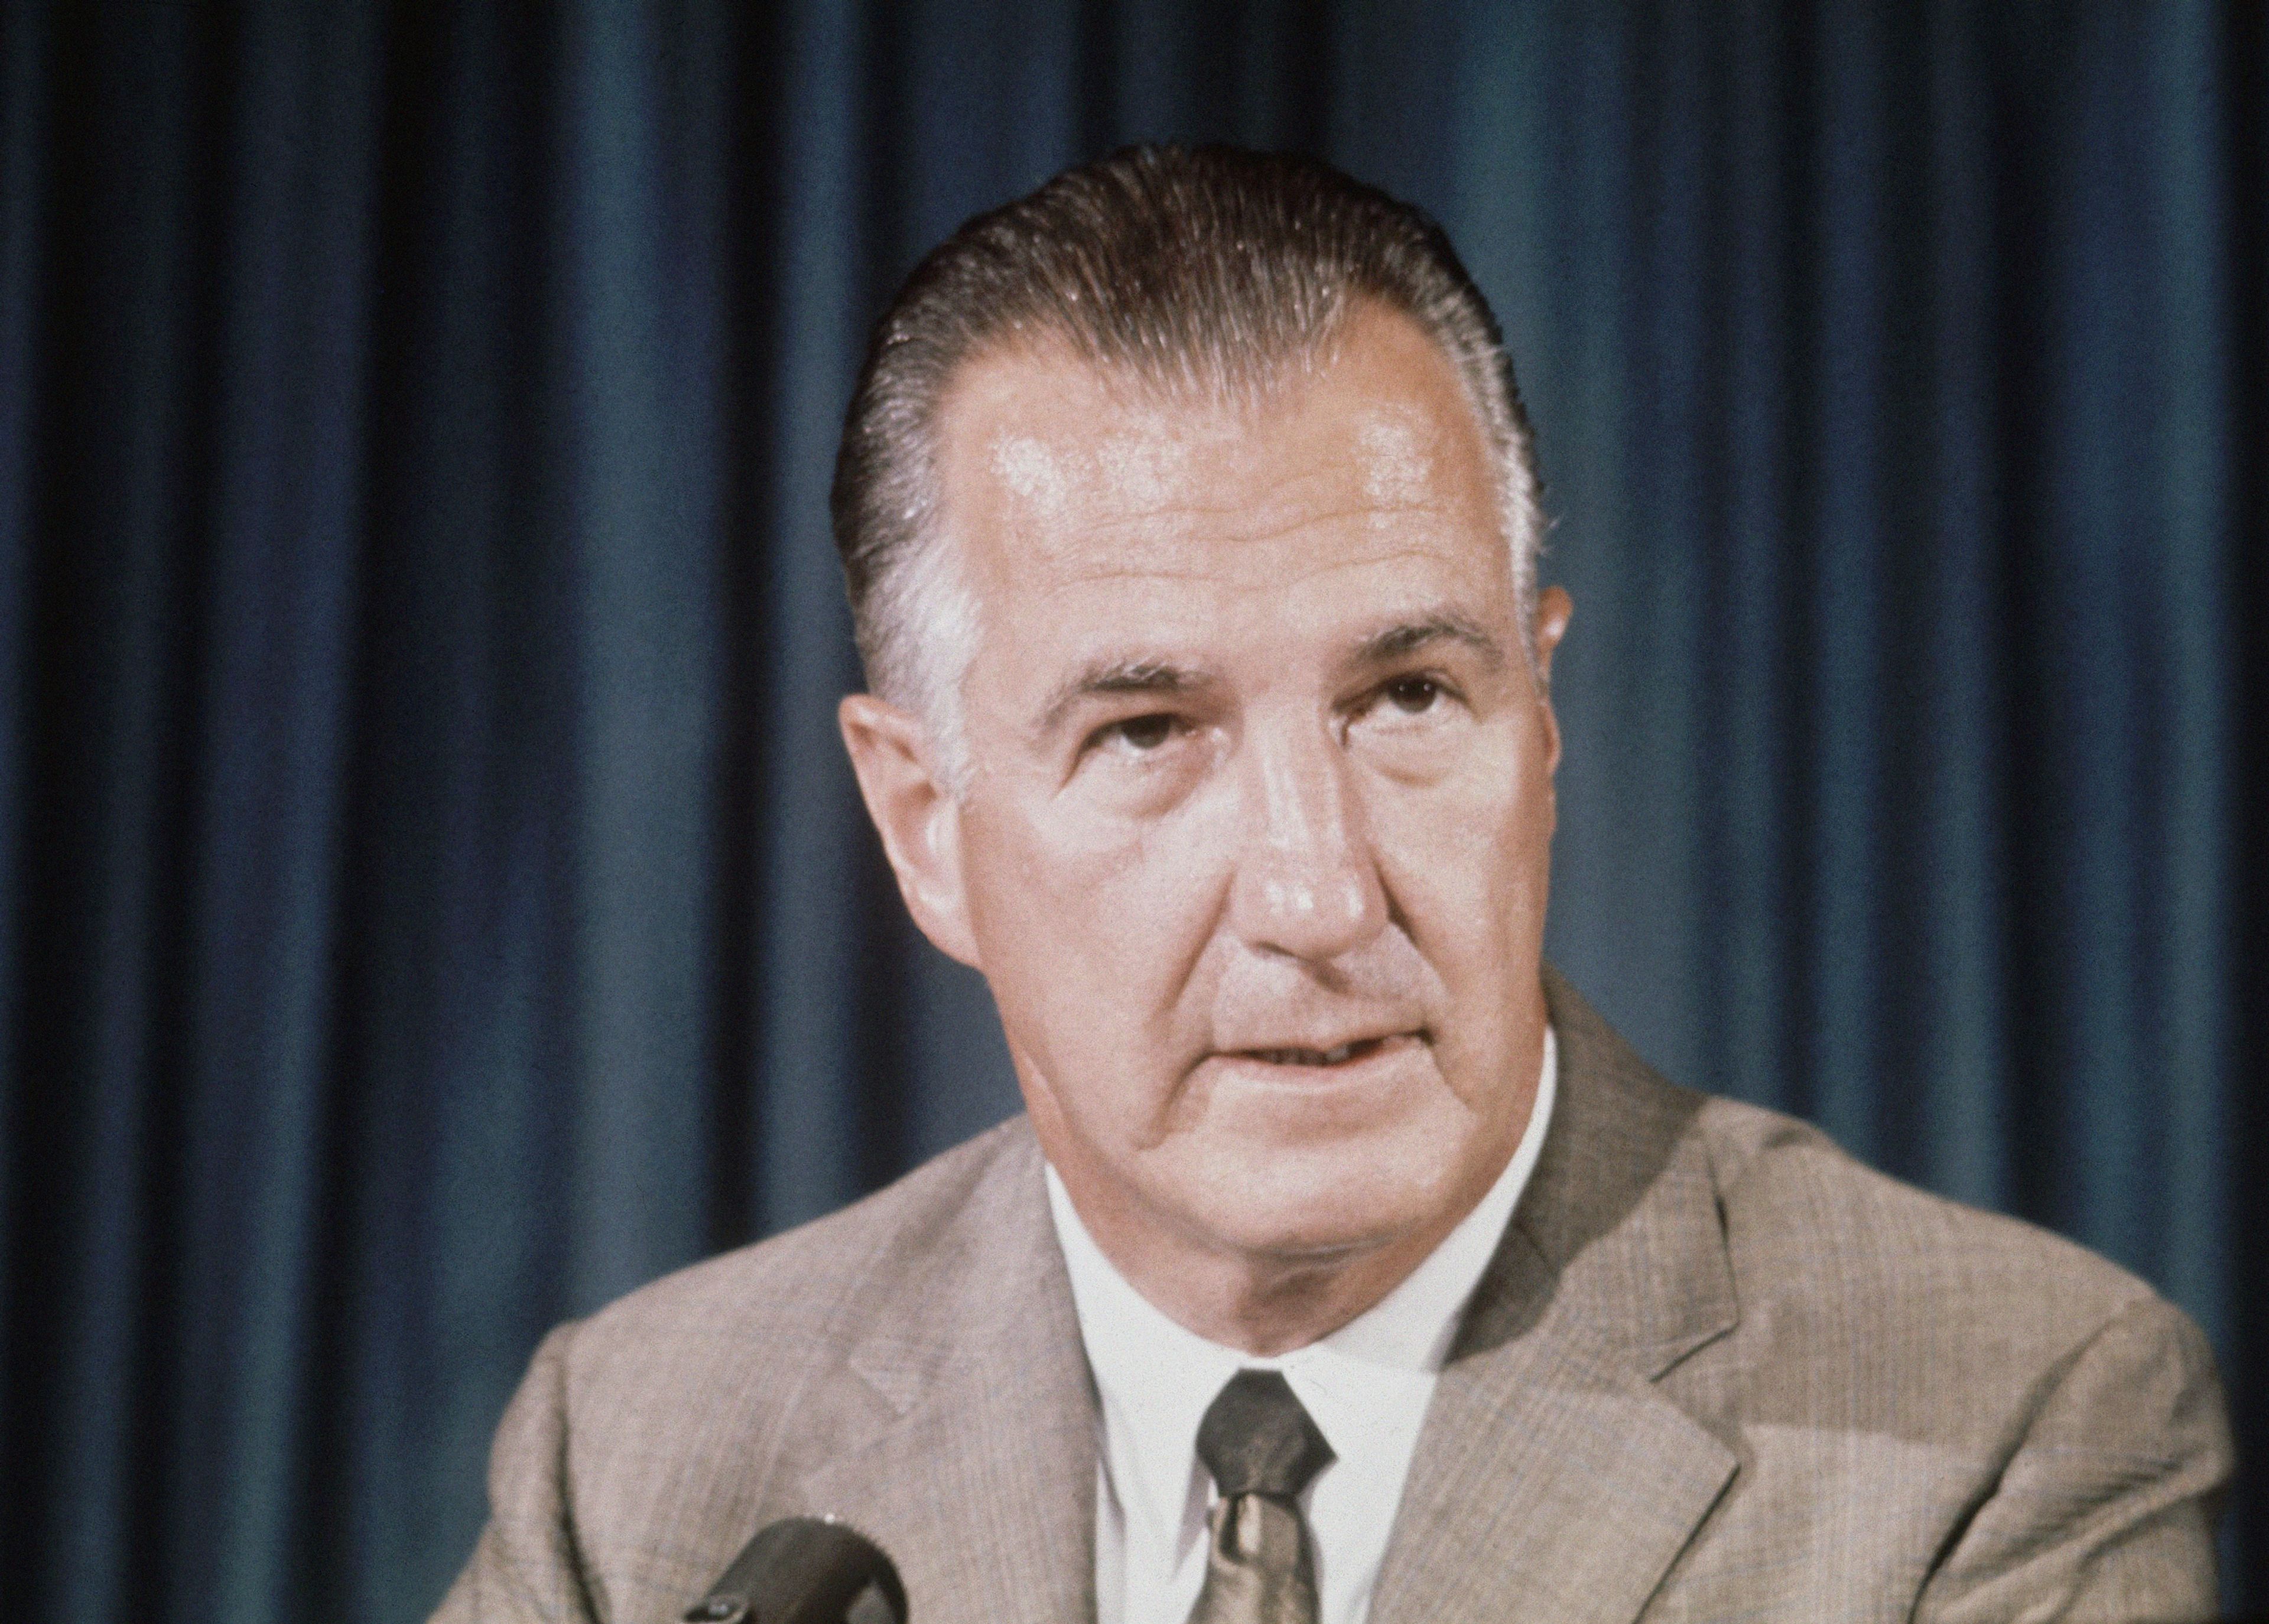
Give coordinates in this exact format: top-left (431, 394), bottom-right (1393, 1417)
top-left (1111, 714), bottom-right (1178, 751)
top-left (1383, 676), bottom-right (1442, 714)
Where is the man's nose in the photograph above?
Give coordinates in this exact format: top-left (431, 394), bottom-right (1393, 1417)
top-left (1227, 721), bottom-right (1388, 962)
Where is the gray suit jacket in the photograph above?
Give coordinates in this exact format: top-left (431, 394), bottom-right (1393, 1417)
top-left (435, 970), bottom-right (2231, 1623)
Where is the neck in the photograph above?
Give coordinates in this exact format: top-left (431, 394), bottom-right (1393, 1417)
top-left (1109, 1219), bottom-right (1468, 1356)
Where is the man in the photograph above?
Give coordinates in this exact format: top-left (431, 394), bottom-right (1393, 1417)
top-left (437, 147), bottom-right (2229, 1623)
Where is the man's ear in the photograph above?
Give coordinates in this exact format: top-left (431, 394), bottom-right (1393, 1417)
top-left (838, 693), bottom-right (983, 968)
top-left (1532, 585), bottom-right (1573, 775)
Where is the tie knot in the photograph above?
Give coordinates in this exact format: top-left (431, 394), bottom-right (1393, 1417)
top-left (1195, 1370), bottom-right (1335, 1501)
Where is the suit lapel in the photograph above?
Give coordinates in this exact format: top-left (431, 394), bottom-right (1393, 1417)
top-left (793, 1130), bottom-right (1098, 1624)
top-left (1368, 969), bottom-right (1741, 1624)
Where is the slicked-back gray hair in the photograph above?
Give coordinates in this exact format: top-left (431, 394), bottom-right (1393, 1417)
top-left (830, 144), bottom-right (1545, 787)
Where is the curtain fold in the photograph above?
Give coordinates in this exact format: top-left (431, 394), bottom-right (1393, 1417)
top-left (1, 4), bottom-right (2260, 1618)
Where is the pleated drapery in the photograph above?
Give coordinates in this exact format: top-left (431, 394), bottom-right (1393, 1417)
top-left (1, 5), bottom-right (2261, 1619)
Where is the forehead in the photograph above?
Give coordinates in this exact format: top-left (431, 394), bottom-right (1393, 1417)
top-left (932, 304), bottom-right (1503, 612)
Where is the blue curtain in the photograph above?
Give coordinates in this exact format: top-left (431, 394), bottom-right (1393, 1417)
top-left (1, 4), bottom-right (2260, 1618)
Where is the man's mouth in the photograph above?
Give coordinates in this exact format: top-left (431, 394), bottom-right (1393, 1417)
top-left (1235, 1033), bottom-right (1419, 1068)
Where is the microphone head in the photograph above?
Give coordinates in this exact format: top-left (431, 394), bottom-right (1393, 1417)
top-left (684, 1516), bottom-right (907, 1624)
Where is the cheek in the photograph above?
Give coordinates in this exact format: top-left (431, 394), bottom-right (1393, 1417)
top-left (1373, 733), bottom-right (1553, 926)
top-left (964, 793), bottom-right (1231, 1059)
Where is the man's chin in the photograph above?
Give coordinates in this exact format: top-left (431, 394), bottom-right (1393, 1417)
top-left (1153, 1137), bottom-right (1475, 1266)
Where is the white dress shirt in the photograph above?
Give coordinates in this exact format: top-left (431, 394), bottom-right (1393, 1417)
top-left (1046, 1027), bottom-right (1558, 1624)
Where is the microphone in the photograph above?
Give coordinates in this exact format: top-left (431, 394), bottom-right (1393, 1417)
top-left (681, 1516), bottom-right (908, 1624)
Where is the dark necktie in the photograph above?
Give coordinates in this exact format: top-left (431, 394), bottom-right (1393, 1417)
top-left (1185, 1369), bottom-right (1336, 1624)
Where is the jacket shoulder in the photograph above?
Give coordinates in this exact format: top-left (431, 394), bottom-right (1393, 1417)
top-left (1689, 1093), bottom-right (2182, 1428)
top-left (567, 1114), bottom-right (1039, 1379)
top-left (1652, 1099), bottom-right (2227, 1610)
top-left (460, 1120), bottom-right (1046, 1619)
top-left (1543, 965), bottom-right (2162, 1352)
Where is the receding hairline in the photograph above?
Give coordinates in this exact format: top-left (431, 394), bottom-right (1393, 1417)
top-left (920, 292), bottom-right (1531, 619)
top-left (924, 295), bottom-right (1517, 578)
top-left (934, 288), bottom-right (1495, 440)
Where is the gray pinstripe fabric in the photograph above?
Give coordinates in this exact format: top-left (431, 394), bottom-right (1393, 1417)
top-left (434, 968), bottom-right (2230, 1624)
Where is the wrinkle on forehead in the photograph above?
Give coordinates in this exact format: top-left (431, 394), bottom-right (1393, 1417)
top-left (1026, 528), bottom-right (1458, 600)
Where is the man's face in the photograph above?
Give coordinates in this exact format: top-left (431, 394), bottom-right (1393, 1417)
top-left (883, 304), bottom-right (1565, 1285)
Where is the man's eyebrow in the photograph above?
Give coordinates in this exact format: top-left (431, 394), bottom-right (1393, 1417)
top-left (1353, 612), bottom-right (1507, 669)
top-left (1034, 659), bottom-right (1210, 737)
